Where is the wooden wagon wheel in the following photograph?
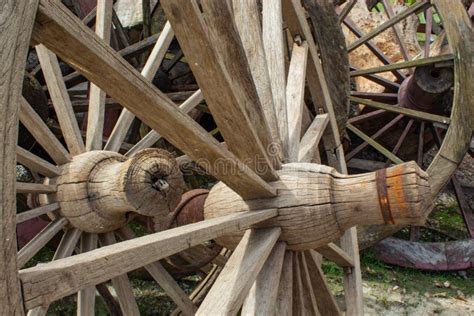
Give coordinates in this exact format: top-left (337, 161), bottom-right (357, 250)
top-left (0, 0), bottom-right (448, 315)
top-left (335, 0), bottom-right (473, 269)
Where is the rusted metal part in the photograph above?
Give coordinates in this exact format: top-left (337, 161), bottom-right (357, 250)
top-left (376, 168), bottom-right (395, 224)
top-left (398, 65), bottom-right (454, 114)
top-left (373, 237), bottom-right (474, 271)
top-left (167, 189), bottom-right (209, 229)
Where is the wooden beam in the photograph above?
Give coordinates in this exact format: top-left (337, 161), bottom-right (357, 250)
top-left (233, 0), bottom-right (282, 159)
top-left (36, 45), bottom-right (85, 155)
top-left (33, 0), bottom-right (275, 199)
top-left (16, 146), bottom-right (62, 178)
top-left (242, 242), bottom-right (286, 315)
top-left (86, 0), bottom-right (113, 150)
top-left (163, 0), bottom-right (280, 180)
top-left (317, 243), bottom-right (354, 268)
top-left (286, 41), bottom-right (309, 162)
top-left (263, 0), bottom-right (289, 158)
top-left (0, 1), bottom-right (39, 314)
top-left (20, 209), bottom-right (277, 309)
top-left (19, 97), bottom-right (71, 165)
top-left (299, 114), bottom-right (329, 163)
top-left (197, 228), bottom-right (281, 315)
top-left (304, 250), bottom-right (342, 316)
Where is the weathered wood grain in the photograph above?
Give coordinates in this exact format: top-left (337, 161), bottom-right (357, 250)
top-left (275, 251), bottom-right (293, 315)
top-left (16, 146), bottom-right (61, 178)
top-left (77, 233), bottom-right (98, 316)
top-left (317, 243), bottom-right (354, 268)
top-left (299, 114), bottom-right (329, 163)
top-left (16, 203), bottom-right (59, 224)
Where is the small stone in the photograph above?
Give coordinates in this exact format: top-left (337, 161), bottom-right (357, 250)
top-left (443, 281), bottom-right (450, 288)
top-left (392, 285), bottom-right (399, 291)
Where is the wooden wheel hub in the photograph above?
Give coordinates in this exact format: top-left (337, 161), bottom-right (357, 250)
top-left (52, 149), bottom-right (184, 233)
top-left (204, 161), bottom-right (431, 251)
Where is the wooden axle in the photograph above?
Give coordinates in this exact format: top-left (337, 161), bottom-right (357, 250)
top-left (204, 161), bottom-right (431, 250)
top-left (51, 149), bottom-right (185, 233)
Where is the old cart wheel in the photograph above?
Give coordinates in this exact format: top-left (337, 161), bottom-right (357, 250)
top-left (336, 0), bottom-right (473, 270)
top-left (0, 0), bottom-right (457, 315)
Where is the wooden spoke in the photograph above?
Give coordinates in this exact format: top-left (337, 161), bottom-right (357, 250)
top-left (347, 109), bottom-right (386, 124)
top-left (16, 203), bottom-right (59, 224)
top-left (424, 7), bottom-right (433, 58)
top-left (116, 226), bottom-right (196, 316)
top-left (350, 91), bottom-right (398, 103)
top-left (286, 41), bottom-right (309, 162)
top-left (34, 0), bottom-right (275, 199)
top-left (242, 242), bottom-right (286, 315)
top-left (343, 17), bottom-right (405, 81)
top-left (347, 123), bottom-right (404, 164)
top-left (299, 114), bottom-right (329, 163)
top-left (105, 21), bottom-right (174, 152)
top-left (85, 0), bottom-right (113, 151)
top-left (350, 54), bottom-right (454, 77)
top-left (304, 251), bottom-right (342, 316)
top-left (233, 0), bottom-right (282, 158)
top-left (317, 243), bottom-right (354, 268)
top-left (348, 0), bottom-right (431, 52)
top-left (282, 0), bottom-right (341, 149)
top-left (99, 232), bottom-right (140, 316)
top-left (346, 114), bottom-right (404, 160)
top-left (197, 228), bottom-right (281, 315)
top-left (263, 0), bottom-right (289, 158)
top-left (19, 97), bottom-right (71, 165)
top-left (35, 45), bottom-right (85, 155)
top-left (276, 251), bottom-right (293, 315)
top-left (163, 0), bottom-right (280, 181)
top-left (77, 233), bottom-right (98, 316)
top-left (350, 96), bottom-right (451, 124)
top-left (298, 252), bottom-right (320, 315)
top-left (381, 0), bottom-right (412, 65)
top-left (417, 122), bottom-right (426, 165)
top-left (125, 90), bottom-right (204, 156)
top-left (19, 209), bottom-right (277, 309)
top-left (16, 182), bottom-right (57, 194)
top-left (28, 228), bottom-right (82, 316)
top-left (17, 218), bottom-right (68, 268)
top-left (385, 119), bottom-right (414, 166)
top-left (337, 0), bottom-right (357, 24)
top-left (16, 146), bottom-right (61, 178)
top-left (350, 65), bottom-right (401, 91)
top-left (291, 252), bottom-right (304, 315)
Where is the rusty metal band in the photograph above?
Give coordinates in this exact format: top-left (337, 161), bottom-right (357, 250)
top-left (376, 168), bottom-right (395, 224)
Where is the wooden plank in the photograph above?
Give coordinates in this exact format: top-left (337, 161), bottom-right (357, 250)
top-left (304, 250), bottom-right (342, 316)
top-left (317, 243), bottom-right (354, 268)
top-left (77, 233), bottom-right (98, 316)
top-left (35, 44), bottom-right (85, 155)
top-left (299, 114), bottom-right (329, 163)
top-left (163, 0), bottom-right (280, 181)
top-left (20, 209), bottom-right (277, 309)
top-left (16, 182), bottom-right (57, 194)
top-left (99, 232), bottom-right (140, 316)
top-left (241, 242), bottom-right (286, 315)
top-left (350, 54), bottom-right (454, 77)
top-left (85, 0), bottom-right (113, 151)
top-left (233, 0), bottom-right (282, 159)
top-left (347, 123), bottom-right (404, 164)
top-left (348, 0), bottom-right (431, 52)
top-left (286, 41), bottom-right (309, 162)
top-left (350, 97), bottom-right (450, 124)
top-left (125, 90), bottom-right (204, 156)
top-left (16, 146), bottom-right (61, 178)
top-left (17, 218), bottom-right (68, 268)
top-left (275, 251), bottom-right (293, 315)
top-left (19, 97), bottom-right (71, 165)
top-left (197, 228), bottom-right (281, 315)
top-left (0, 1), bottom-right (39, 314)
top-left (263, 0), bottom-right (289, 158)
top-left (16, 203), bottom-right (59, 224)
top-left (299, 252), bottom-right (321, 315)
top-left (117, 226), bottom-right (196, 316)
top-left (105, 21), bottom-right (174, 152)
top-left (34, 0), bottom-right (276, 199)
